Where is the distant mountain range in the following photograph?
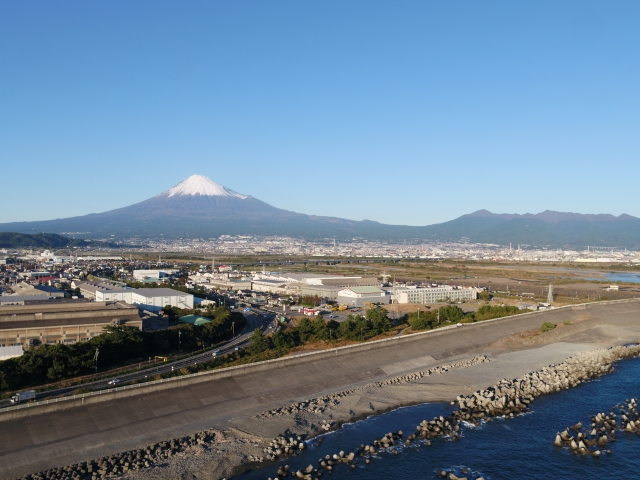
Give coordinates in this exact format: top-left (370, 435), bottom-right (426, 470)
top-left (1, 175), bottom-right (639, 248)
top-left (0, 232), bottom-right (104, 249)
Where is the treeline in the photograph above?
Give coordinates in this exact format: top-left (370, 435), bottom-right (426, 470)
top-left (0, 307), bottom-right (244, 391)
top-left (257, 307), bottom-right (394, 352)
top-left (407, 304), bottom-right (525, 331)
top-left (152, 307), bottom-right (399, 378)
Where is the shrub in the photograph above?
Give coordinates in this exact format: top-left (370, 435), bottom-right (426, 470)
top-left (540, 322), bottom-right (557, 332)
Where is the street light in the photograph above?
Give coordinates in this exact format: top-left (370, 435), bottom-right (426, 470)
top-left (232, 321), bottom-right (235, 338)
top-left (178, 330), bottom-right (181, 350)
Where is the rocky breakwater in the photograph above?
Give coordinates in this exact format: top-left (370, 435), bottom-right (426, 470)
top-left (451, 345), bottom-right (640, 425)
top-left (13, 430), bottom-right (229, 480)
top-left (553, 397), bottom-right (640, 456)
top-left (263, 346), bottom-right (640, 480)
top-left (262, 434), bottom-right (307, 462)
top-left (256, 355), bottom-right (490, 424)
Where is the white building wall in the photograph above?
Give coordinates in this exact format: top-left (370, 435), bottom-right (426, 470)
top-left (130, 292), bottom-right (193, 312)
top-left (396, 286), bottom-right (477, 304)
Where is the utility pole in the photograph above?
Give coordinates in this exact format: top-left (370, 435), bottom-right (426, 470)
top-left (178, 330), bottom-right (181, 350)
top-left (232, 321), bottom-right (235, 338)
top-left (547, 284), bottom-right (554, 304)
top-left (94, 348), bottom-right (99, 372)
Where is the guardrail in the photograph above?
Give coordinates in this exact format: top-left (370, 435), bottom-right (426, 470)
top-left (2, 297), bottom-right (638, 415)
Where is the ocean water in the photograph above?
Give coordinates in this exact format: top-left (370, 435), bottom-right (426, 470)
top-left (238, 357), bottom-right (640, 480)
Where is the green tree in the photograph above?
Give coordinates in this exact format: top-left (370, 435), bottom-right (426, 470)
top-left (298, 318), bottom-right (314, 342)
top-left (438, 305), bottom-right (465, 323)
top-left (407, 310), bottom-right (436, 331)
top-left (249, 328), bottom-right (269, 354)
top-left (311, 315), bottom-right (329, 340)
top-left (366, 307), bottom-right (392, 334)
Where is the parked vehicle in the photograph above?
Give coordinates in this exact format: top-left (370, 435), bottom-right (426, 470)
top-left (10, 390), bottom-right (36, 404)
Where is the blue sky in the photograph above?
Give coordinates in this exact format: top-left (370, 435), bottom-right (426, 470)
top-left (1, 1), bottom-right (639, 226)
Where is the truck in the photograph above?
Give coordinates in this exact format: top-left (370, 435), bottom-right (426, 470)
top-left (10, 390), bottom-right (36, 404)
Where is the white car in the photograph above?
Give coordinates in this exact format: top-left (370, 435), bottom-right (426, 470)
top-left (107, 379), bottom-right (121, 385)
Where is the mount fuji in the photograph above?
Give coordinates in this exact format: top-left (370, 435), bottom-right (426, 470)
top-left (1, 175), bottom-right (640, 247)
top-left (0, 175), bottom-right (392, 239)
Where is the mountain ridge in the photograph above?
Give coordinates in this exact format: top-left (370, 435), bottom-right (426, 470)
top-left (1, 175), bottom-right (639, 248)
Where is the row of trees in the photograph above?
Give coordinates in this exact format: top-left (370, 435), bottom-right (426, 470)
top-left (248, 307), bottom-right (395, 356)
top-left (0, 307), bottom-right (244, 391)
top-left (407, 304), bottom-right (525, 331)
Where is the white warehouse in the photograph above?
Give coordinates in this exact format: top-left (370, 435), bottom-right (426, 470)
top-left (77, 282), bottom-right (194, 312)
top-left (337, 286), bottom-right (390, 307)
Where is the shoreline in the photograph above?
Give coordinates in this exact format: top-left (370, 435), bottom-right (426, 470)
top-left (7, 299), bottom-right (640, 480)
top-left (13, 342), bottom-right (616, 480)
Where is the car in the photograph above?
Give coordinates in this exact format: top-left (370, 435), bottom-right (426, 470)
top-left (235, 346), bottom-right (239, 351)
top-left (107, 379), bottom-right (121, 385)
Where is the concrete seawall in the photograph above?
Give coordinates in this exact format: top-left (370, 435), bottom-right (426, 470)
top-left (1, 299), bottom-right (639, 477)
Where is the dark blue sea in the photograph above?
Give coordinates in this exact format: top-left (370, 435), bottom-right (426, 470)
top-left (238, 356), bottom-right (640, 479)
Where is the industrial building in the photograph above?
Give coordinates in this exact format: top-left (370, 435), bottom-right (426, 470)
top-left (0, 294), bottom-right (49, 305)
top-left (132, 269), bottom-right (178, 282)
top-left (75, 282), bottom-right (194, 312)
top-left (300, 277), bottom-right (380, 300)
top-left (251, 279), bottom-right (290, 294)
top-left (394, 285), bottom-right (478, 304)
top-left (337, 286), bottom-right (390, 307)
top-left (0, 301), bottom-right (142, 349)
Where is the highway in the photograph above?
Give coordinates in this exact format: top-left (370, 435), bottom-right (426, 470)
top-left (0, 308), bottom-right (272, 408)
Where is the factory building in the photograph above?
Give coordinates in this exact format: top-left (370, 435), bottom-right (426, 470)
top-left (132, 269), bottom-right (178, 282)
top-left (251, 279), bottom-right (290, 294)
top-left (0, 301), bottom-right (142, 349)
top-left (337, 286), bottom-right (390, 307)
top-left (394, 285), bottom-right (477, 304)
top-left (75, 282), bottom-right (194, 312)
top-left (301, 277), bottom-right (380, 300)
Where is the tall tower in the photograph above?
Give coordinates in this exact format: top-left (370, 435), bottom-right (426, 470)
top-left (547, 284), bottom-right (554, 304)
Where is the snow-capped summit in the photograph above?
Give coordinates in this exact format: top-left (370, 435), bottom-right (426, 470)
top-left (162, 175), bottom-right (248, 199)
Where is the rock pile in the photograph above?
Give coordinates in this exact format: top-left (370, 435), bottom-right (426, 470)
top-left (437, 466), bottom-right (486, 480)
top-left (262, 434), bottom-right (306, 461)
top-left (451, 345), bottom-right (640, 425)
top-left (553, 397), bottom-right (640, 455)
top-left (372, 356), bottom-right (490, 387)
top-left (257, 355), bottom-right (489, 420)
top-left (15, 431), bottom-right (220, 480)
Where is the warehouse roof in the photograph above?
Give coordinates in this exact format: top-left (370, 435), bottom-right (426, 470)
top-left (340, 286), bottom-right (385, 294)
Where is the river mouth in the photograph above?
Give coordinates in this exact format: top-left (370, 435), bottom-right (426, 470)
top-left (237, 356), bottom-right (640, 480)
